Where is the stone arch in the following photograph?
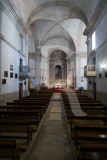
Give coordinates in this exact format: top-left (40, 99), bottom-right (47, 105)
top-left (49, 49), bottom-right (67, 88)
top-left (26, 1), bottom-right (88, 29)
top-left (42, 36), bottom-right (76, 52)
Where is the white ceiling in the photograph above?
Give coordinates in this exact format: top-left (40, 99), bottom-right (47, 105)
top-left (11, 0), bottom-right (99, 24)
top-left (12, 0), bottom-right (98, 57)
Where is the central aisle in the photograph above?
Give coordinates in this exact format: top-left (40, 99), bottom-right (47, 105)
top-left (27, 93), bottom-right (75, 160)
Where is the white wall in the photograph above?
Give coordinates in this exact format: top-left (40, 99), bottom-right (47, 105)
top-left (0, 10), bottom-right (29, 104)
top-left (67, 58), bottom-right (76, 88)
top-left (28, 37), bottom-right (35, 52)
top-left (41, 57), bottom-right (49, 87)
top-left (87, 5), bottom-right (107, 102)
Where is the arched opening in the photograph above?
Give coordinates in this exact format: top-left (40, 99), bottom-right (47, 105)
top-left (49, 49), bottom-right (67, 88)
top-left (55, 65), bottom-right (62, 79)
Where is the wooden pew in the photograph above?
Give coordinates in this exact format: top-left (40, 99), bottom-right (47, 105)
top-left (0, 139), bottom-right (20, 160)
top-left (0, 119), bottom-right (32, 142)
top-left (62, 90), bottom-right (107, 160)
top-left (0, 109), bottom-right (42, 125)
top-left (0, 148), bottom-right (20, 160)
top-left (0, 109), bottom-right (41, 118)
top-left (0, 125), bottom-right (33, 142)
top-left (0, 105), bottom-right (45, 119)
top-left (73, 124), bottom-right (107, 149)
top-left (67, 106), bottom-right (105, 119)
top-left (65, 102), bottom-right (104, 106)
top-left (79, 142), bottom-right (107, 160)
top-left (64, 103), bottom-right (104, 114)
top-left (64, 100), bottom-right (100, 103)
top-left (70, 113), bottom-right (107, 125)
top-left (7, 102), bottom-right (47, 108)
top-left (0, 140), bottom-right (16, 149)
top-left (64, 105), bottom-right (104, 118)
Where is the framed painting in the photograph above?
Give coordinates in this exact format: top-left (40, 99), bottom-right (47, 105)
top-left (4, 71), bottom-right (8, 77)
top-left (15, 73), bottom-right (17, 79)
top-left (10, 65), bottom-right (13, 71)
top-left (2, 79), bottom-right (6, 84)
top-left (10, 72), bottom-right (13, 78)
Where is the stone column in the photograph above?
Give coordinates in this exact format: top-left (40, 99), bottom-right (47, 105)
top-left (24, 34), bottom-right (29, 95)
top-left (76, 54), bottom-right (81, 90)
top-left (86, 36), bottom-right (90, 64)
top-left (35, 52), bottom-right (41, 87)
top-left (25, 35), bottom-right (29, 66)
top-left (66, 57), bottom-right (70, 88)
top-left (0, 10), bottom-right (2, 96)
top-left (76, 51), bottom-right (87, 90)
top-left (0, 38), bottom-right (2, 96)
top-left (68, 54), bottom-right (76, 89)
top-left (40, 55), bottom-right (49, 88)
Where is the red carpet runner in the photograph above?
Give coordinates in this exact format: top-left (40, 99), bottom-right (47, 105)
top-left (49, 88), bottom-right (64, 93)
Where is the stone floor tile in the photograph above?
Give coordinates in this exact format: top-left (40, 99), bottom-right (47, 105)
top-left (26, 93), bottom-right (74, 160)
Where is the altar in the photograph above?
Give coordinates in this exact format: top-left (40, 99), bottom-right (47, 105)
top-left (55, 84), bottom-right (62, 88)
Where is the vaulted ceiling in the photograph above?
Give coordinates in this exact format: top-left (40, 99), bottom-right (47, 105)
top-left (10, 0), bottom-right (99, 57)
top-left (11, 0), bottom-right (99, 24)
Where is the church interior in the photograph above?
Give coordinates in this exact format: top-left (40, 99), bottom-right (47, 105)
top-left (0, 0), bottom-right (107, 159)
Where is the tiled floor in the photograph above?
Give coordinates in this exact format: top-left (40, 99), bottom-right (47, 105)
top-left (26, 93), bottom-right (76, 160)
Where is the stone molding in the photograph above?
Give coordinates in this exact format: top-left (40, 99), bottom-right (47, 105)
top-left (68, 54), bottom-right (76, 62)
top-left (75, 51), bottom-right (87, 58)
top-left (84, 0), bottom-right (106, 35)
top-left (26, 1), bottom-right (88, 28)
top-left (0, 0), bottom-right (30, 35)
top-left (0, 33), bottom-right (25, 57)
top-left (28, 52), bottom-right (36, 59)
top-left (41, 55), bottom-right (50, 62)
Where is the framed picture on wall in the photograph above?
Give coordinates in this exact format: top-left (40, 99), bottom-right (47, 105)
top-left (10, 65), bottom-right (13, 71)
top-left (10, 72), bottom-right (13, 78)
top-left (4, 71), bottom-right (8, 77)
top-left (15, 73), bottom-right (17, 79)
top-left (105, 71), bottom-right (107, 78)
top-left (2, 79), bottom-right (6, 84)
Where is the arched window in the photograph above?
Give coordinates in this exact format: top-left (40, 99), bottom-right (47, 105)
top-left (55, 65), bottom-right (62, 79)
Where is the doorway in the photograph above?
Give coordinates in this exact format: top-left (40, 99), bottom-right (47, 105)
top-left (19, 83), bottom-right (23, 99)
top-left (92, 83), bottom-right (96, 99)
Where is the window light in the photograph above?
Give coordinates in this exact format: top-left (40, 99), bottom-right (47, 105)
top-left (92, 31), bottom-right (96, 50)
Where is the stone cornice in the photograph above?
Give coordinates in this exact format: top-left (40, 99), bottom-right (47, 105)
top-left (41, 55), bottom-right (49, 61)
top-left (84, 0), bottom-right (106, 35)
top-left (68, 54), bottom-right (76, 62)
top-left (0, 0), bottom-right (30, 36)
top-left (75, 51), bottom-right (87, 58)
top-left (0, 34), bottom-right (25, 57)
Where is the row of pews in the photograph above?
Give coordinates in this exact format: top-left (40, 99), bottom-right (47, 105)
top-left (0, 89), bottom-right (53, 160)
top-left (62, 90), bottom-right (107, 160)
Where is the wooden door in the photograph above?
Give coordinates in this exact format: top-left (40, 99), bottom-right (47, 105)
top-left (92, 83), bottom-right (96, 99)
top-left (19, 83), bottom-right (23, 99)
